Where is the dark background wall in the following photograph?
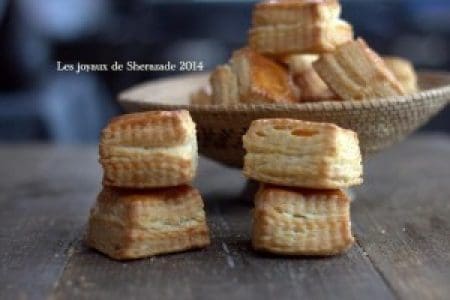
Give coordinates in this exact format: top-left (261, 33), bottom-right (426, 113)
top-left (0, 0), bottom-right (449, 143)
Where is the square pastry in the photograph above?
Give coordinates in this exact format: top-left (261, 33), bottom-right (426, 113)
top-left (210, 48), bottom-right (297, 104)
top-left (243, 118), bottom-right (363, 189)
top-left (313, 38), bottom-right (406, 100)
top-left (252, 0), bottom-right (341, 27)
top-left (249, 0), bottom-right (353, 55)
top-left (252, 184), bottom-right (354, 256)
top-left (86, 186), bottom-right (210, 260)
top-left (99, 110), bottom-right (197, 188)
top-left (249, 20), bottom-right (353, 56)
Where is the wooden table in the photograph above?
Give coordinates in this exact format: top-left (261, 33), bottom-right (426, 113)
top-left (1, 135), bottom-right (449, 300)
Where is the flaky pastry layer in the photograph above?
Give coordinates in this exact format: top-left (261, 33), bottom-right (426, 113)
top-left (383, 56), bottom-right (418, 93)
top-left (249, 20), bottom-right (353, 55)
top-left (252, 184), bottom-right (354, 256)
top-left (243, 118), bottom-right (363, 189)
top-left (101, 110), bottom-right (195, 148)
top-left (252, 0), bottom-right (341, 27)
top-left (99, 110), bottom-right (198, 188)
top-left (313, 38), bottom-right (406, 100)
top-left (283, 54), bottom-right (338, 101)
top-left (210, 65), bottom-right (240, 104)
top-left (86, 186), bottom-right (210, 260)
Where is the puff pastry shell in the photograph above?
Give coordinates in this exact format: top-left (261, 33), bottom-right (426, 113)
top-left (313, 39), bottom-right (406, 100)
top-left (249, 19), bottom-right (353, 56)
top-left (243, 118), bottom-right (363, 189)
top-left (86, 186), bottom-right (210, 260)
top-left (210, 48), bottom-right (297, 104)
top-left (252, 184), bottom-right (354, 256)
top-left (100, 110), bottom-right (198, 188)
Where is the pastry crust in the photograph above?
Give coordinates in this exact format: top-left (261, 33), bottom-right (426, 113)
top-left (252, 184), bottom-right (354, 256)
top-left (210, 65), bottom-right (240, 104)
top-left (313, 38), bottom-right (406, 100)
top-left (282, 54), bottom-right (319, 73)
top-left (231, 48), bottom-right (297, 103)
top-left (86, 186), bottom-right (210, 260)
top-left (284, 54), bottom-right (338, 101)
top-left (190, 87), bottom-right (212, 105)
top-left (243, 118), bottom-right (363, 189)
top-left (249, 20), bottom-right (353, 55)
top-left (383, 56), bottom-right (418, 93)
top-left (100, 110), bottom-right (198, 188)
top-left (294, 68), bottom-right (338, 101)
top-left (253, 0), bottom-right (341, 27)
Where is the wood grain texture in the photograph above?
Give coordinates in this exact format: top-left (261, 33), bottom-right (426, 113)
top-left (352, 136), bottom-right (450, 300)
top-left (51, 158), bottom-right (394, 300)
top-left (0, 145), bottom-right (101, 300)
top-left (0, 136), bottom-right (449, 300)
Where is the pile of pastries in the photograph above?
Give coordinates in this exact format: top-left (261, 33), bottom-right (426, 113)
top-left (243, 118), bottom-right (362, 255)
top-left (86, 111), bottom-right (210, 260)
top-left (85, 0), bottom-right (419, 260)
top-left (191, 0), bottom-right (418, 105)
top-left (86, 110), bottom-right (364, 258)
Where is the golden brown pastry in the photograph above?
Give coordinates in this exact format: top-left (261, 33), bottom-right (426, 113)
top-left (252, 184), bottom-right (354, 256)
top-left (210, 48), bottom-right (297, 104)
top-left (283, 54), bottom-right (338, 101)
top-left (252, 0), bottom-right (341, 27)
top-left (249, 0), bottom-right (352, 55)
top-left (243, 118), bottom-right (363, 189)
top-left (282, 54), bottom-right (319, 73)
top-left (383, 56), bottom-right (418, 93)
top-left (249, 20), bottom-right (353, 56)
top-left (313, 39), bottom-right (406, 100)
top-left (86, 186), bottom-right (210, 260)
top-left (209, 65), bottom-right (239, 104)
top-left (100, 110), bottom-right (198, 188)
top-left (190, 87), bottom-right (212, 105)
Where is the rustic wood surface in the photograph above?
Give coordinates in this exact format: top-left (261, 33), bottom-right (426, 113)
top-left (0, 135), bottom-right (449, 300)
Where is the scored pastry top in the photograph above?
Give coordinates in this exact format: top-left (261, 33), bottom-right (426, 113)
top-left (243, 118), bottom-right (359, 156)
top-left (100, 110), bottom-right (195, 148)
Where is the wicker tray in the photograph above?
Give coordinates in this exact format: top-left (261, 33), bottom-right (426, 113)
top-left (119, 71), bottom-right (450, 168)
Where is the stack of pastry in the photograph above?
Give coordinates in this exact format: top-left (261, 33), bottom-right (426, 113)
top-left (249, 0), bottom-right (353, 55)
top-left (86, 110), bottom-right (210, 260)
top-left (243, 118), bottom-right (363, 255)
top-left (191, 0), bottom-right (416, 105)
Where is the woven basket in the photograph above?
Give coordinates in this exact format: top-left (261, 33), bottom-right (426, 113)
top-left (119, 71), bottom-right (450, 168)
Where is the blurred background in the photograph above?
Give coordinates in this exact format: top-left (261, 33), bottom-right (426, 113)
top-left (0, 0), bottom-right (449, 143)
